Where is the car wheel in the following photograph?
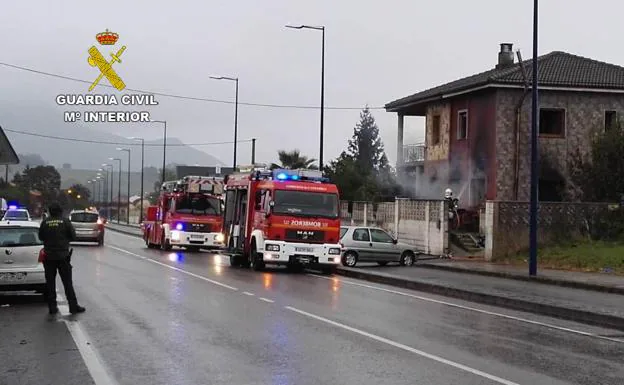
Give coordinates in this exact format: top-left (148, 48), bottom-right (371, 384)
top-left (400, 251), bottom-right (415, 266)
top-left (342, 251), bottom-right (358, 267)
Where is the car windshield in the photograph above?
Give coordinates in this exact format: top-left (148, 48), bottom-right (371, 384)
top-left (3, 210), bottom-right (28, 220)
top-left (0, 226), bottom-right (42, 247)
top-left (175, 195), bottom-right (221, 215)
top-left (70, 212), bottom-right (99, 222)
top-left (272, 190), bottom-right (339, 218)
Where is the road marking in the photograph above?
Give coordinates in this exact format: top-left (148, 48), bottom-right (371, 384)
top-left (285, 305), bottom-right (520, 385)
top-left (308, 274), bottom-right (624, 344)
top-left (57, 295), bottom-right (119, 385)
top-left (107, 245), bottom-right (238, 291)
top-left (259, 297), bottom-right (274, 303)
top-left (243, 292), bottom-right (255, 296)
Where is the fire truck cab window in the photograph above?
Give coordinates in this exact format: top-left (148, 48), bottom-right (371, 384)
top-left (272, 190), bottom-right (338, 218)
top-left (175, 195), bottom-right (221, 215)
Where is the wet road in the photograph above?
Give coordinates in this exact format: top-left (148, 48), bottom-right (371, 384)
top-left (2, 230), bottom-right (624, 385)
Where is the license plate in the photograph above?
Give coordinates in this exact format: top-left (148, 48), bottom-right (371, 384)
top-left (0, 272), bottom-right (27, 282)
top-left (295, 247), bottom-right (314, 253)
top-left (190, 234), bottom-right (203, 239)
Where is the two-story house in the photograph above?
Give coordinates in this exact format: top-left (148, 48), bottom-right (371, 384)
top-left (386, 43), bottom-right (624, 208)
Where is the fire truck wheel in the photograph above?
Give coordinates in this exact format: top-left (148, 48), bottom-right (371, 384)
top-left (250, 241), bottom-right (265, 271)
top-left (229, 255), bottom-right (241, 267)
top-left (161, 235), bottom-right (172, 251)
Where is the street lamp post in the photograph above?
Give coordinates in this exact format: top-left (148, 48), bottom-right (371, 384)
top-left (209, 76), bottom-right (239, 170)
top-left (285, 24), bottom-right (325, 170)
top-left (97, 171), bottom-right (107, 210)
top-left (129, 137), bottom-right (145, 223)
top-left (101, 164), bottom-right (114, 217)
top-left (151, 120), bottom-right (167, 185)
top-left (110, 157), bottom-right (122, 223)
top-left (529, 0), bottom-right (540, 276)
top-left (117, 148), bottom-right (131, 224)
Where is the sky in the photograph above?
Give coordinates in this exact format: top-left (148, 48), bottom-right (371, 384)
top-left (1, 0), bottom-right (622, 168)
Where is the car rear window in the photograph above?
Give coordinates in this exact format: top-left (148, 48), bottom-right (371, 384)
top-left (4, 210), bottom-right (28, 220)
top-left (340, 228), bottom-right (347, 239)
top-left (70, 213), bottom-right (99, 223)
top-left (0, 227), bottom-right (42, 247)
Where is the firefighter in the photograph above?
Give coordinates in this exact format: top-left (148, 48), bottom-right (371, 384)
top-left (38, 202), bottom-right (85, 315)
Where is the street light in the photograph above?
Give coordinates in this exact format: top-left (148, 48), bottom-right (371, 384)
top-left (209, 75), bottom-right (239, 170)
top-left (529, 0), bottom-right (539, 276)
top-left (150, 120), bottom-right (167, 185)
top-left (285, 24), bottom-right (326, 170)
top-left (109, 157), bottom-right (122, 223)
top-left (129, 137), bottom-right (145, 223)
top-left (102, 163), bottom-right (114, 219)
top-left (117, 147), bottom-right (131, 224)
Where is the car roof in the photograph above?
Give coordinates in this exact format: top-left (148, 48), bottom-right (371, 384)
top-left (340, 225), bottom-right (385, 230)
top-left (5, 208), bottom-right (28, 212)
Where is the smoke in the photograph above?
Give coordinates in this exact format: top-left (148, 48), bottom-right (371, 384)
top-left (396, 108), bottom-right (490, 209)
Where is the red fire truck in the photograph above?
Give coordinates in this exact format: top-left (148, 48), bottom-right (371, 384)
top-left (142, 175), bottom-right (226, 251)
top-left (223, 166), bottom-right (342, 273)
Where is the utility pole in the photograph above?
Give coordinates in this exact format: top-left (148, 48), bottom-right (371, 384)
top-left (251, 138), bottom-right (256, 164)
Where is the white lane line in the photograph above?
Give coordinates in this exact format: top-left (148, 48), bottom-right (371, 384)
top-left (308, 274), bottom-right (624, 344)
top-left (57, 295), bottom-right (119, 385)
top-left (107, 245), bottom-right (238, 291)
top-left (259, 297), bottom-right (274, 303)
top-left (285, 305), bottom-right (520, 385)
top-left (243, 292), bottom-right (255, 296)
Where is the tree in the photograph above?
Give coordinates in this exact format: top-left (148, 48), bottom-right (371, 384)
top-left (13, 165), bottom-right (61, 203)
top-left (347, 106), bottom-right (390, 172)
top-left (325, 107), bottom-right (402, 201)
top-left (569, 123), bottom-right (624, 202)
top-left (271, 150), bottom-right (317, 170)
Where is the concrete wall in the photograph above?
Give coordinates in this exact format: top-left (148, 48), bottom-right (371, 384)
top-left (483, 200), bottom-right (611, 261)
top-left (340, 199), bottom-right (449, 256)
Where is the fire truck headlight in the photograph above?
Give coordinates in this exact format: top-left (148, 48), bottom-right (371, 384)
top-left (328, 248), bottom-right (341, 255)
top-left (265, 244), bottom-right (280, 252)
top-left (215, 233), bottom-right (224, 243)
top-left (175, 223), bottom-right (183, 230)
top-left (171, 231), bottom-right (180, 241)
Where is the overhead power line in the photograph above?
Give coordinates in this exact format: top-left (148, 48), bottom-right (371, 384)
top-left (3, 128), bottom-right (252, 146)
top-left (0, 62), bottom-right (385, 110)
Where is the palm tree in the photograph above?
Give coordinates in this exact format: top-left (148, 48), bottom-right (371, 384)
top-left (270, 150), bottom-right (317, 170)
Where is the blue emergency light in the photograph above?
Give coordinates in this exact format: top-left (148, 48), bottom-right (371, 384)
top-left (8, 205), bottom-right (17, 210)
top-left (272, 169), bottom-right (328, 182)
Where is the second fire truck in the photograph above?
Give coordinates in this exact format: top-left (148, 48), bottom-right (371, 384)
top-left (142, 175), bottom-right (226, 251)
top-left (223, 166), bottom-right (342, 273)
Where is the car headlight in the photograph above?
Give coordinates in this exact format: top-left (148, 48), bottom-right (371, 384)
top-left (170, 231), bottom-right (180, 240)
top-left (265, 244), bottom-right (280, 252)
top-left (328, 248), bottom-right (341, 255)
top-left (215, 233), bottom-right (224, 242)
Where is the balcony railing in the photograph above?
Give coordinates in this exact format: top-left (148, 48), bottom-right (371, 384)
top-left (402, 143), bottom-right (425, 164)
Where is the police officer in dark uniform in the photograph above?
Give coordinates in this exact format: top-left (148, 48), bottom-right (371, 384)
top-left (38, 202), bottom-right (85, 315)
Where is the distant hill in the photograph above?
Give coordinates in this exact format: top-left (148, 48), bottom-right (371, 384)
top-left (0, 100), bottom-right (223, 170)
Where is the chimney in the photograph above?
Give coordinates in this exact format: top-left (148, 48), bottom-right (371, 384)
top-left (496, 43), bottom-right (515, 68)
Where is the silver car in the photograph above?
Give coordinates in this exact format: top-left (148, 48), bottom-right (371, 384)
top-left (339, 226), bottom-right (419, 267)
top-left (69, 210), bottom-right (104, 246)
top-left (0, 221), bottom-right (46, 295)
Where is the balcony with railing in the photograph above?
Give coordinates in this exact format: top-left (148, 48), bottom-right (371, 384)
top-left (402, 143), bottom-right (425, 165)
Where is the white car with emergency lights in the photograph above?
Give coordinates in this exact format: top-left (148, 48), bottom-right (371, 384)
top-left (0, 220), bottom-right (46, 295)
top-left (1, 206), bottom-right (32, 222)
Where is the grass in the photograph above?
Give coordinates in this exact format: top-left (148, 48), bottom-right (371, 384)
top-left (504, 241), bottom-right (624, 274)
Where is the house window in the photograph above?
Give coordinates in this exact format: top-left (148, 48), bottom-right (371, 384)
top-left (457, 110), bottom-right (468, 140)
top-left (605, 110), bottom-right (617, 131)
top-left (431, 115), bottom-right (441, 145)
top-left (539, 108), bottom-right (565, 137)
